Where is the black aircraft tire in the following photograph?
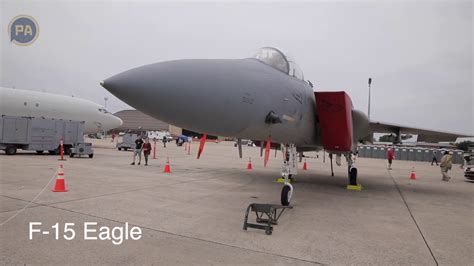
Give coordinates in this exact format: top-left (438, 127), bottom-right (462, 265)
top-left (281, 185), bottom-right (291, 206)
top-left (5, 146), bottom-right (17, 155)
top-left (349, 168), bottom-right (358, 186)
top-left (36, 150), bottom-right (44, 155)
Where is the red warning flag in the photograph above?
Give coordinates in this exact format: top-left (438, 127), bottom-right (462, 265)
top-left (264, 137), bottom-right (271, 167)
top-left (197, 134), bottom-right (207, 159)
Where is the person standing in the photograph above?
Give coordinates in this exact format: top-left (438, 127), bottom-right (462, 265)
top-left (142, 138), bottom-right (152, 166)
top-left (440, 151), bottom-right (453, 181)
top-left (387, 147), bottom-right (395, 170)
top-left (431, 150), bottom-right (439, 166)
top-left (162, 136), bottom-right (167, 148)
top-left (131, 136), bottom-right (144, 165)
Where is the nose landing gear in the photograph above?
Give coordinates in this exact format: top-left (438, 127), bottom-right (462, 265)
top-left (281, 182), bottom-right (293, 206)
top-left (279, 144), bottom-right (297, 206)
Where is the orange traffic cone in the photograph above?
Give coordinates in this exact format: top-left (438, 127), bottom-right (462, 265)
top-left (163, 157), bottom-right (172, 173)
top-left (303, 159), bottom-right (308, 170)
top-left (52, 164), bottom-right (68, 192)
top-left (247, 157), bottom-right (253, 170)
top-left (410, 167), bottom-right (416, 180)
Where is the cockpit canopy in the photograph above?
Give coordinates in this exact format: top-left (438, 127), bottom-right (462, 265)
top-left (253, 47), bottom-right (304, 80)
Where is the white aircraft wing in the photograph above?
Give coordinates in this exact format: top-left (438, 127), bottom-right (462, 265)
top-left (369, 121), bottom-right (472, 142)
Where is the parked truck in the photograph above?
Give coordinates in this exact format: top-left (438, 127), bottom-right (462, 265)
top-left (0, 116), bottom-right (92, 157)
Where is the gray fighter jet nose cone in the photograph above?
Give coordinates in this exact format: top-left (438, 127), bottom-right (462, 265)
top-left (100, 59), bottom-right (265, 136)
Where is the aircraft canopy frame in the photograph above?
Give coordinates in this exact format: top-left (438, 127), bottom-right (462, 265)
top-left (253, 47), bottom-right (304, 80)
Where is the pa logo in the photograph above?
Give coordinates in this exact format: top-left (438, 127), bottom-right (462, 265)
top-left (8, 15), bottom-right (39, 46)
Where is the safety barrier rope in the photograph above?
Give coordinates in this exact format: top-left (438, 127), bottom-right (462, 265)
top-left (0, 168), bottom-right (58, 226)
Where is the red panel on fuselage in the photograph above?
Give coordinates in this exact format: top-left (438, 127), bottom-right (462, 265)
top-left (315, 91), bottom-right (353, 152)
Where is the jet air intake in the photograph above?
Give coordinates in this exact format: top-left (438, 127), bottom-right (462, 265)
top-left (315, 91), bottom-right (354, 153)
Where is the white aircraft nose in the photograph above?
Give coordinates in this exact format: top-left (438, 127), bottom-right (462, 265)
top-left (114, 116), bottom-right (123, 127)
top-left (98, 116), bottom-right (122, 132)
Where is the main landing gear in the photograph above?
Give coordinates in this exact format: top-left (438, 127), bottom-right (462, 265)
top-left (329, 152), bottom-right (358, 185)
top-left (345, 153), bottom-right (358, 186)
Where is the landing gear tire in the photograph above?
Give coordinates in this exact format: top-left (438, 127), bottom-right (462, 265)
top-left (281, 185), bottom-right (292, 206)
top-left (5, 146), bottom-right (17, 155)
top-left (36, 150), bottom-right (44, 155)
top-left (349, 167), bottom-right (358, 186)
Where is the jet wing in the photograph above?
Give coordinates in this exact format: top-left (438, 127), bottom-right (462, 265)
top-left (370, 121), bottom-right (472, 142)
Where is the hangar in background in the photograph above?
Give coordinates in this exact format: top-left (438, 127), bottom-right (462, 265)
top-left (113, 110), bottom-right (219, 139)
top-left (113, 110), bottom-right (182, 135)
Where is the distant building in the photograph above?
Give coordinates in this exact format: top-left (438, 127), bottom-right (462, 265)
top-left (113, 110), bottom-right (182, 135)
top-left (372, 141), bottom-right (456, 149)
top-left (113, 109), bottom-right (219, 139)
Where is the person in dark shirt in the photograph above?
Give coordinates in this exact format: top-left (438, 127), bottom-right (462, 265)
top-left (131, 136), bottom-right (144, 165)
top-left (142, 138), bottom-right (152, 166)
top-left (162, 136), bottom-right (167, 148)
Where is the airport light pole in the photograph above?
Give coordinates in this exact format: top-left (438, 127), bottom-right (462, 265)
top-left (367, 78), bottom-right (372, 120)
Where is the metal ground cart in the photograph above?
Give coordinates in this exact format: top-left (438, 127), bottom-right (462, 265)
top-left (243, 203), bottom-right (292, 235)
top-left (69, 142), bottom-right (94, 158)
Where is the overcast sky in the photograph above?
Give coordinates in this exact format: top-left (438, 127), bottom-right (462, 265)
top-left (1, 0), bottom-right (472, 134)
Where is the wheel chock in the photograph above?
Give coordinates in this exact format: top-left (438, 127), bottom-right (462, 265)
top-left (276, 177), bottom-right (295, 184)
top-left (346, 184), bottom-right (362, 191)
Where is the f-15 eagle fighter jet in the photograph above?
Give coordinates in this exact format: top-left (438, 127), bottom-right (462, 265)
top-left (101, 47), bottom-right (469, 206)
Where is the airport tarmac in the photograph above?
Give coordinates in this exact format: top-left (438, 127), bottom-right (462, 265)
top-left (1, 139), bottom-right (472, 265)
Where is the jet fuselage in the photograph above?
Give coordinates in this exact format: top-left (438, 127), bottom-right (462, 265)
top-left (0, 87), bottom-right (123, 134)
top-left (103, 58), bottom-right (323, 146)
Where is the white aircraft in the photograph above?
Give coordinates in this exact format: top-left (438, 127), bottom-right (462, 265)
top-left (0, 87), bottom-right (122, 134)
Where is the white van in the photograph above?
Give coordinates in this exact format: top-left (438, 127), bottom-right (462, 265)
top-left (147, 131), bottom-right (171, 140)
